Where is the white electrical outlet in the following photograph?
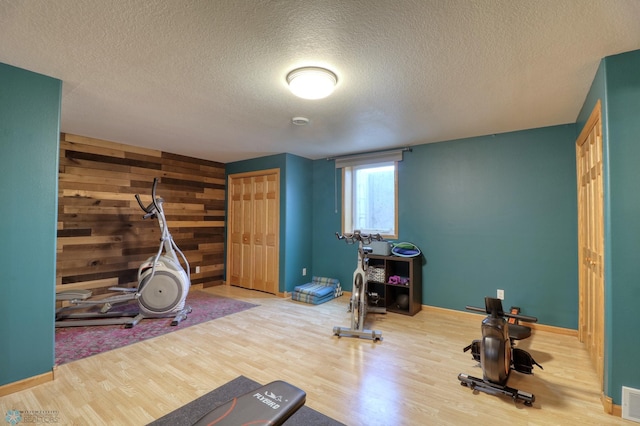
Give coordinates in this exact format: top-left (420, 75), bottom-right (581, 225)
top-left (195, 266), bottom-right (201, 274)
top-left (302, 268), bottom-right (307, 276)
top-left (497, 289), bottom-right (504, 300)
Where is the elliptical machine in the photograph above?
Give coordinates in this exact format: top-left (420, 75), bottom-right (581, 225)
top-left (333, 231), bottom-right (385, 341)
top-left (458, 297), bottom-right (542, 405)
top-left (56, 178), bottom-right (192, 328)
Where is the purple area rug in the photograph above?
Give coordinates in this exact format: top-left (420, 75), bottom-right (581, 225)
top-left (55, 291), bottom-right (258, 365)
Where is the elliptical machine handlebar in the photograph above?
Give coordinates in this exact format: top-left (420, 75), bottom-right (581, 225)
top-left (134, 178), bottom-right (191, 286)
top-left (135, 177), bottom-right (162, 219)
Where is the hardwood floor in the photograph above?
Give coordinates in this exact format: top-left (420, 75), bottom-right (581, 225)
top-left (0, 286), bottom-right (627, 425)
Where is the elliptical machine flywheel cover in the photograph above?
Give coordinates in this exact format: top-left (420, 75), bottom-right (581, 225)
top-left (138, 270), bottom-right (183, 315)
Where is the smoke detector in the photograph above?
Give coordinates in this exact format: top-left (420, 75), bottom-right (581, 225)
top-left (292, 117), bottom-right (310, 126)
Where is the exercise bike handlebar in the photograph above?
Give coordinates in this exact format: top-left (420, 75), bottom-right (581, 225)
top-left (465, 305), bottom-right (538, 323)
top-left (336, 231), bottom-right (383, 244)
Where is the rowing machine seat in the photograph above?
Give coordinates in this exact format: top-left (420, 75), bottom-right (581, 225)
top-left (509, 323), bottom-right (532, 341)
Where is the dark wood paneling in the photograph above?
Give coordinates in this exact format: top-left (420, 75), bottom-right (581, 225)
top-left (57, 133), bottom-right (226, 294)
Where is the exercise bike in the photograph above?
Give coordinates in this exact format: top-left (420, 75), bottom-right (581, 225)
top-left (458, 297), bottom-right (542, 406)
top-left (56, 178), bottom-right (192, 328)
top-left (333, 231), bottom-right (386, 341)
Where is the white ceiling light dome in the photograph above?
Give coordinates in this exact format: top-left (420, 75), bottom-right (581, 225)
top-left (286, 67), bottom-right (338, 100)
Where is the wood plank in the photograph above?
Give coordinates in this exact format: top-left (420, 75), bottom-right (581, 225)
top-left (61, 140), bottom-right (126, 159)
top-left (63, 133), bottom-right (162, 157)
top-left (161, 150), bottom-right (225, 169)
top-left (60, 156), bottom-right (132, 173)
top-left (129, 166), bottom-right (221, 184)
top-left (167, 220), bottom-right (225, 228)
top-left (59, 172), bottom-right (133, 188)
top-left (61, 189), bottom-right (142, 201)
top-left (58, 235), bottom-right (124, 248)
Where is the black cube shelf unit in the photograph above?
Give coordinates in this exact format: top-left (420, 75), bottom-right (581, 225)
top-left (366, 254), bottom-right (422, 316)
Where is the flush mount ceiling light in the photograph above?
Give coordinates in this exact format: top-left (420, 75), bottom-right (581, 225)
top-left (286, 67), bottom-right (338, 100)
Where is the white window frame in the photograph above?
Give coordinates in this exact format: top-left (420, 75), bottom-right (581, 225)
top-left (342, 161), bottom-right (399, 239)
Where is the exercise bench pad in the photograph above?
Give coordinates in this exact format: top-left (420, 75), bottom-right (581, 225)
top-left (193, 380), bottom-right (306, 426)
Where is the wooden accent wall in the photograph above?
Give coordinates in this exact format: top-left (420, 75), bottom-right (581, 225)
top-left (57, 133), bottom-right (226, 295)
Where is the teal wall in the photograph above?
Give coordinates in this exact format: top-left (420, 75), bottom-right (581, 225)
top-left (0, 63), bottom-right (61, 386)
top-left (226, 153), bottom-right (313, 293)
top-left (283, 155), bottom-right (313, 290)
top-left (311, 125), bottom-right (579, 329)
top-left (601, 50), bottom-right (640, 405)
top-left (311, 161), bottom-right (354, 287)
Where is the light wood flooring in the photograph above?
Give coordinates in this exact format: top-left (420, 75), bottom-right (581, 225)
top-left (0, 285), bottom-right (629, 425)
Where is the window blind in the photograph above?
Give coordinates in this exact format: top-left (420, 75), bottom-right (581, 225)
top-left (333, 148), bottom-right (406, 168)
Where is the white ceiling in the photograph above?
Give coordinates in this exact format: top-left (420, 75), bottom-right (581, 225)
top-left (2, 1), bottom-right (640, 163)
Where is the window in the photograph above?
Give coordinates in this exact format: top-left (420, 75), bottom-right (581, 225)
top-left (343, 161), bottom-right (398, 238)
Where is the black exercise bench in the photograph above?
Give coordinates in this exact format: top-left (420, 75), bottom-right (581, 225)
top-left (193, 380), bottom-right (306, 426)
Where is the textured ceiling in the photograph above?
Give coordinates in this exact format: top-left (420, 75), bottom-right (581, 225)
top-left (1, 0), bottom-right (640, 163)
